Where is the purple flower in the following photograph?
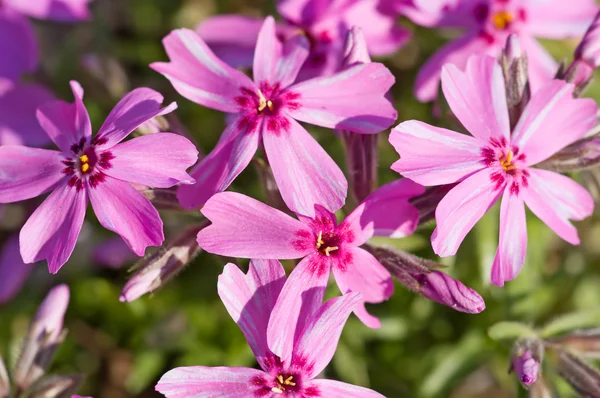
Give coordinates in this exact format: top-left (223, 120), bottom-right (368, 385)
top-left (196, 179), bottom-right (424, 328)
top-left (390, 55), bottom-right (597, 285)
top-left (0, 81), bottom-right (199, 273)
top-left (151, 17), bottom-right (397, 216)
top-left (512, 350), bottom-right (540, 386)
top-left (385, 0), bottom-right (599, 102)
top-left (415, 271), bottom-right (485, 314)
top-left (196, 0), bottom-right (409, 79)
top-left (156, 259), bottom-right (384, 397)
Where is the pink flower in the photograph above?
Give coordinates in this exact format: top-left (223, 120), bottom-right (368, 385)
top-left (196, 179), bottom-right (424, 327)
top-left (31, 284), bottom-right (70, 342)
top-left (0, 81), bottom-right (199, 273)
top-left (387, 0), bottom-right (598, 102)
top-left (156, 259), bottom-right (385, 397)
top-left (152, 17), bottom-right (397, 216)
top-left (390, 55), bottom-right (597, 286)
top-left (196, 0), bottom-right (409, 79)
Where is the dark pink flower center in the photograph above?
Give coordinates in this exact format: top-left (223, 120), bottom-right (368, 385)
top-left (251, 370), bottom-right (319, 397)
top-left (62, 137), bottom-right (114, 190)
top-left (473, 1), bottom-right (528, 41)
top-left (481, 136), bottom-right (529, 195)
top-left (235, 82), bottom-right (301, 135)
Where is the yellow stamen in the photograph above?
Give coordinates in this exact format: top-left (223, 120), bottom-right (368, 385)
top-left (316, 231), bottom-right (324, 249)
top-left (284, 376), bottom-right (296, 386)
top-left (492, 11), bottom-right (513, 30)
top-left (258, 90), bottom-right (268, 112)
top-left (271, 387), bottom-right (284, 393)
top-left (79, 154), bottom-right (89, 163)
top-left (277, 375), bottom-right (284, 384)
top-left (81, 163), bottom-right (90, 173)
top-left (324, 246), bottom-right (339, 256)
top-left (267, 100), bottom-right (274, 112)
top-left (499, 151), bottom-right (516, 172)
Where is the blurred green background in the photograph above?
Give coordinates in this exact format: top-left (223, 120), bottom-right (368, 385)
top-left (1, 1), bottom-right (600, 397)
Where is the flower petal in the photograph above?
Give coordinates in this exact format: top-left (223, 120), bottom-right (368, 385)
top-left (522, 169), bottom-right (593, 245)
top-left (196, 15), bottom-right (261, 69)
top-left (263, 117), bottom-right (347, 217)
top-left (267, 255), bottom-right (330, 366)
top-left (4, 0), bottom-right (93, 21)
top-left (0, 9), bottom-right (37, 81)
top-left (441, 55), bottom-right (510, 142)
top-left (0, 83), bottom-right (54, 146)
top-left (332, 247), bottom-right (393, 328)
top-left (155, 366), bottom-right (267, 398)
top-left (218, 260), bottom-right (286, 371)
top-left (253, 16), bottom-right (282, 85)
top-left (307, 379), bottom-right (386, 398)
top-left (151, 29), bottom-right (255, 113)
top-left (0, 234), bottom-right (35, 304)
top-left (0, 146), bottom-right (65, 202)
top-left (390, 120), bottom-right (484, 186)
top-left (88, 177), bottom-right (164, 256)
top-left (292, 291), bottom-right (362, 379)
top-left (36, 81), bottom-right (91, 154)
top-left (287, 63), bottom-right (397, 134)
top-left (274, 33), bottom-right (310, 89)
top-left (177, 123), bottom-right (259, 209)
top-left (343, 179), bottom-right (424, 246)
top-left (512, 80), bottom-right (598, 166)
top-left (491, 188), bottom-right (527, 286)
top-left (526, 0), bottom-right (598, 38)
top-left (414, 33), bottom-right (490, 103)
top-left (20, 182), bottom-right (87, 274)
top-left (103, 133), bottom-right (198, 188)
top-left (95, 88), bottom-right (177, 150)
top-left (432, 168), bottom-right (502, 257)
top-left (197, 192), bottom-right (314, 259)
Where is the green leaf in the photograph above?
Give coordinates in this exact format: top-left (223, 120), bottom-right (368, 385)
top-left (541, 310), bottom-right (600, 338)
top-left (487, 322), bottom-right (537, 341)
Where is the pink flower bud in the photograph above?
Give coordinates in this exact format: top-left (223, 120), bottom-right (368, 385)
top-left (512, 350), bottom-right (540, 385)
top-left (342, 27), bottom-right (371, 68)
top-left (575, 10), bottom-right (600, 68)
top-left (415, 271), bottom-right (485, 314)
top-left (32, 285), bottom-right (70, 342)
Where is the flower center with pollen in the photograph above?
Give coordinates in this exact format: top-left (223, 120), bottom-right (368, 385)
top-left (271, 374), bottom-right (297, 394)
top-left (491, 10), bottom-right (513, 30)
top-left (257, 89), bottom-right (274, 113)
top-left (499, 150), bottom-right (516, 172)
top-left (316, 231), bottom-right (339, 256)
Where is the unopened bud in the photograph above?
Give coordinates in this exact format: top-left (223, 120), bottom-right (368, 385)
top-left (27, 374), bottom-right (82, 398)
top-left (342, 27), bottom-right (371, 67)
top-left (501, 34), bottom-right (530, 128)
top-left (342, 132), bottom-right (378, 204)
top-left (142, 188), bottom-right (185, 211)
top-left (510, 339), bottom-right (543, 387)
top-left (409, 185), bottom-right (454, 226)
top-left (32, 285), bottom-right (70, 343)
top-left (556, 349), bottom-right (600, 397)
top-left (120, 224), bottom-right (206, 302)
top-left (0, 356), bottom-right (9, 398)
top-left (575, 11), bottom-right (600, 68)
top-left (539, 136), bottom-right (600, 172)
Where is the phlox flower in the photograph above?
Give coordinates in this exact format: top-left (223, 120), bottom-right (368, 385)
top-left (156, 259), bottom-right (385, 398)
top-left (151, 16), bottom-right (397, 216)
top-left (0, 81), bottom-right (199, 273)
top-left (197, 0), bottom-right (410, 79)
top-left (196, 179), bottom-right (424, 327)
top-left (383, 0), bottom-right (598, 102)
top-left (390, 55), bottom-right (597, 286)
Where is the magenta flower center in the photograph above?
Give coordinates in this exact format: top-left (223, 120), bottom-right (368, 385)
top-left (61, 137), bottom-right (114, 190)
top-left (271, 374), bottom-right (300, 394)
top-left (481, 137), bottom-right (529, 194)
top-left (315, 230), bottom-right (341, 257)
top-left (474, 1), bottom-right (528, 39)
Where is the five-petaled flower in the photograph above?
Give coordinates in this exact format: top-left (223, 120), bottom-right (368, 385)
top-left (0, 81), bottom-right (199, 273)
top-left (156, 259), bottom-right (385, 398)
top-left (195, 179), bottom-right (424, 327)
top-left (390, 55), bottom-right (597, 286)
top-left (151, 16), bottom-right (397, 217)
top-left (382, 0), bottom-right (598, 102)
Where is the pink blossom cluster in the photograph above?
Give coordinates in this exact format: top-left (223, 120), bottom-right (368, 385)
top-left (1, 0), bottom-right (600, 396)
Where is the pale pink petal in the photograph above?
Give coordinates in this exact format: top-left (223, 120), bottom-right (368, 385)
top-left (414, 33), bottom-right (491, 103)
top-left (20, 183), bottom-right (87, 274)
top-left (526, 0), bottom-right (598, 38)
top-left (522, 169), bottom-right (594, 245)
top-left (0, 146), bottom-right (65, 202)
top-left (332, 247), bottom-right (393, 328)
top-left (253, 16), bottom-right (282, 85)
top-left (0, 83), bottom-right (54, 146)
top-left (273, 34), bottom-right (310, 89)
top-left (390, 120), bottom-right (484, 185)
top-left (151, 29), bottom-right (255, 113)
top-left (512, 80), bottom-right (597, 166)
top-left (267, 255), bottom-right (330, 366)
top-left (277, 0), bottom-right (327, 25)
top-left (293, 291), bottom-right (362, 379)
top-left (0, 9), bottom-right (37, 81)
top-left (88, 177), bottom-right (163, 256)
top-left (36, 81), bottom-right (91, 153)
top-left (287, 63), bottom-right (397, 134)
top-left (103, 133), bottom-right (198, 188)
top-left (95, 88), bottom-right (177, 150)
top-left (156, 366), bottom-right (267, 398)
top-left (217, 260), bottom-right (286, 371)
top-left (196, 15), bottom-right (262, 69)
top-left (441, 55), bottom-right (510, 141)
top-left (197, 192), bottom-right (314, 259)
top-left (490, 188), bottom-right (527, 286)
top-left (343, 179), bottom-right (424, 245)
top-left (0, 234), bottom-right (35, 304)
top-left (4, 0), bottom-right (93, 21)
top-left (263, 117), bottom-right (346, 217)
top-left (177, 123), bottom-right (260, 209)
top-left (391, 0), bottom-right (474, 28)
top-left (307, 379), bottom-right (385, 398)
top-left (432, 168), bottom-right (502, 257)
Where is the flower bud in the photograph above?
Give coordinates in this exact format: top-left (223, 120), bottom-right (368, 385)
top-left (120, 224), bottom-right (206, 302)
top-left (575, 10), bottom-right (600, 69)
top-left (556, 349), bottom-right (600, 396)
top-left (32, 285), bottom-right (70, 343)
top-left (27, 374), bottom-right (82, 398)
top-left (539, 136), bottom-right (600, 173)
top-left (413, 271), bottom-right (485, 314)
top-left (409, 185), bottom-right (454, 226)
top-left (501, 34), bottom-right (530, 128)
top-left (512, 350), bottom-right (540, 385)
top-left (342, 132), bottom-right (378, 204)
top-left (342, 27), bottom-right (371, 67)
